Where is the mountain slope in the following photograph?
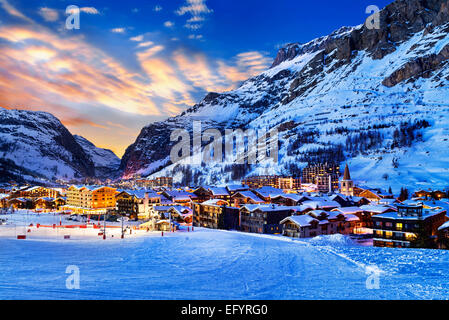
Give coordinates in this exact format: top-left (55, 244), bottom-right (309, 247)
top-left (0, 108), bottom-right (121, 183)
top-left (0, 108), bottom-right (96, 183)
top-left (120, 0), bottom-right (449, 191)
top-left (74, 135), bottom-right (121, 179)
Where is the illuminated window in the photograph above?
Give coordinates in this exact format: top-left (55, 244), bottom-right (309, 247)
top-left (396, 223), bottom-right (403, 231)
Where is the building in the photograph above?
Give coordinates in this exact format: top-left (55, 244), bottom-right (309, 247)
top-left (136, 177), bottom-right (173, 189)
top-left (301, 163), bottom-right (340, 193)
top-left (116, 190), bottom-right (161, 219)
top-left (63, 185), bottom-right (116, 215)
top-left (359, 189), bottom-right (394, 203)
top-left (34, 197), bottom-right (66, 210)
top-left (281, 215), bottom-right (321, 238)
top-left (340, 164), bottom-right (354, 196)
top-left (193, 199), bottom-right (239, 230)
top-left (231, 191), bottom-right (265, 207)
top-left (155, 177), bottom-right (174, 188)
top-left (11, 186), bottom-right (61, 199)
top-left (239, 204), bottom-right (293, 234)
top-left (242, 175), bottom-right (301, 190)
top-left (372, 203), bottom-right (447, 248)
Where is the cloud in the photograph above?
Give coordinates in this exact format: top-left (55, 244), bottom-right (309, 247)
top-left (0, 0), bottom-right (33, 22)
top-left (38, 7), bottom-right (59, 22)
top-left (111, 27), bottom-right (126, 34)
top-left (137, 41), bottom-right (154, 48)
top-left (176, 0), bottom-right (212, 16)
top-left (80, 7), bottom-right (99, 14)
top-left (188, 34), bottom-right (203, 40)
top-left (130, 35), bottom-right (144, 42)
top-left (136, 45), bottom-right (164, 60)
top-left (176, 0), bottom-right (212, 30)
top-left (66, 6), bottom-right (100, 15)
top-left (164, 21), bottom-right (174, 28)
top-left (153, 5), bottom-right (162, 12)
top-left (0, 24), bottom-right (162, 118)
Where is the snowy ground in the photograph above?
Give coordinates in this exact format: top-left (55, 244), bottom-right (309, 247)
top-left (1, 213), bottom-right (449, 299)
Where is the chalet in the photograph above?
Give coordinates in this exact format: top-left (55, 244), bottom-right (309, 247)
top-left (270, 193), bottom-right (301, 206)
top-left (239, 204), bottom-right (293, 234)
top-left (162, 190), bottom-right (197, 205)
top-left (372, 203), bottom-right (447, 248)
top-left (7, 197), bottom-right (31, 209)
top-left (307, 210), bottom-right (339, 235)
top-left (192, 187), bottom-right (212, 202)
top-left (413, 190), bottom-right (432, 199)
top-left (359, 189), bottom-right (394, 203)
top-left (231, 191), bottom-right (265, 207)
top-left (252, 186), bottom-right (285, 202)
top-left (301, 198), bottom-right (341, 211)
top-left (226, 185), bottom-right (249, 196)
top-left (34, 197), bottom-right (66, 210)
top-left (168, 206), bottom-right (193, 224)
top-left (208, 187), bottom-right (231, 201)
top-left (12, 186), bottom-right (61, 199)
top-left (116, 190), bottom-right (161, 219)
top-left (348, 196), bottom-right (370, 207)
top-left (281, 215), bottom-right (320, 238)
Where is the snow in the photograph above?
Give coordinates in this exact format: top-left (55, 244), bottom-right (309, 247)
top-left (2, 224), bottom-right (449, 299)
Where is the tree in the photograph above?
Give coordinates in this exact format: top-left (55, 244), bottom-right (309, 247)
top-left (388, 187), bottom-right (393, 195)
top-left (399, 188), bottom-right (409, 201)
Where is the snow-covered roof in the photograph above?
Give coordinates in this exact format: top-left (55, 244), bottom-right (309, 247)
top-left (271, 193), bottom-right (301, 202)
top-left (208, 187), bottom-right (230, 196)
top-left (344, 214), bottom-right (360, 222)
top-left (232, 191), bottom-right (264, 203)
top-left (375, 208), bottom-right (446, 221)
top-left (226, 185), bottom-right (249, 192)
top-left (301, 200), bottom-right (341, 210)
top-left (281, 215), bottom-right (318, 227)
top-left (201, 199), bottom-right (229, 206)
top-left (307, 210), bottom-right (329, 218)
top-left (241, 204), bottom-right (294, 213)
top-left (332, 207), bottom-right (363, 215)
top-left (253, 186), bottom-right (285, 198)
top-left (359, 204), bottom-right (396, 214)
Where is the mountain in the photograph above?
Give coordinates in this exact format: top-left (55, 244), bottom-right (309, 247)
top-left (0, 108), bottom-right (118, 183)
top-left (120, 0), bottom-right (449, 191)
top-left (74, 135), bottom-right (121, 179)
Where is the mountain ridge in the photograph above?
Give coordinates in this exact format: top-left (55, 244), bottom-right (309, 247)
top-left (0, 107), bottom-right (119, 183)
top-left (119, 0), bottom-right (449, 191)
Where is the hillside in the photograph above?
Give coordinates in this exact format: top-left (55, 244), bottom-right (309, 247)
top-left (0, 108), bottom-right (118, 183)
top-left (120, 0), bottom-right (449, 192)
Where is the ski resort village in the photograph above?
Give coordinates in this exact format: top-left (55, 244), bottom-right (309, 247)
top-left (1, 0), bottom-right (449, 300)
top-left (1, 163), bottom-right (449, 249)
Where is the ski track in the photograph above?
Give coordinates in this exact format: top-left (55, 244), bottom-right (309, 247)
top-left (0, 228), bottom-right (448, 299)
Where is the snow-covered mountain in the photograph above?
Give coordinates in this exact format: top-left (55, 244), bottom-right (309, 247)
top-left (0, 108), bottom-right (118, 183)
top-left (120, 0), bottom-right (449, 191)
top-left (74, 135), bottom-right (121, 179)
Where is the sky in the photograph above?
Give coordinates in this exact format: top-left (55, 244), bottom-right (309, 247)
top-left (0, 0), bottom-right (393, 157)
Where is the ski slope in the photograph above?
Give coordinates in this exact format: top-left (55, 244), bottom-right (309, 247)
top-left (0, 228), bottom-right (448, 300)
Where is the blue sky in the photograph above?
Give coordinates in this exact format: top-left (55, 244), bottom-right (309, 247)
top-left (0, 0), bottom-right (393, 156)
